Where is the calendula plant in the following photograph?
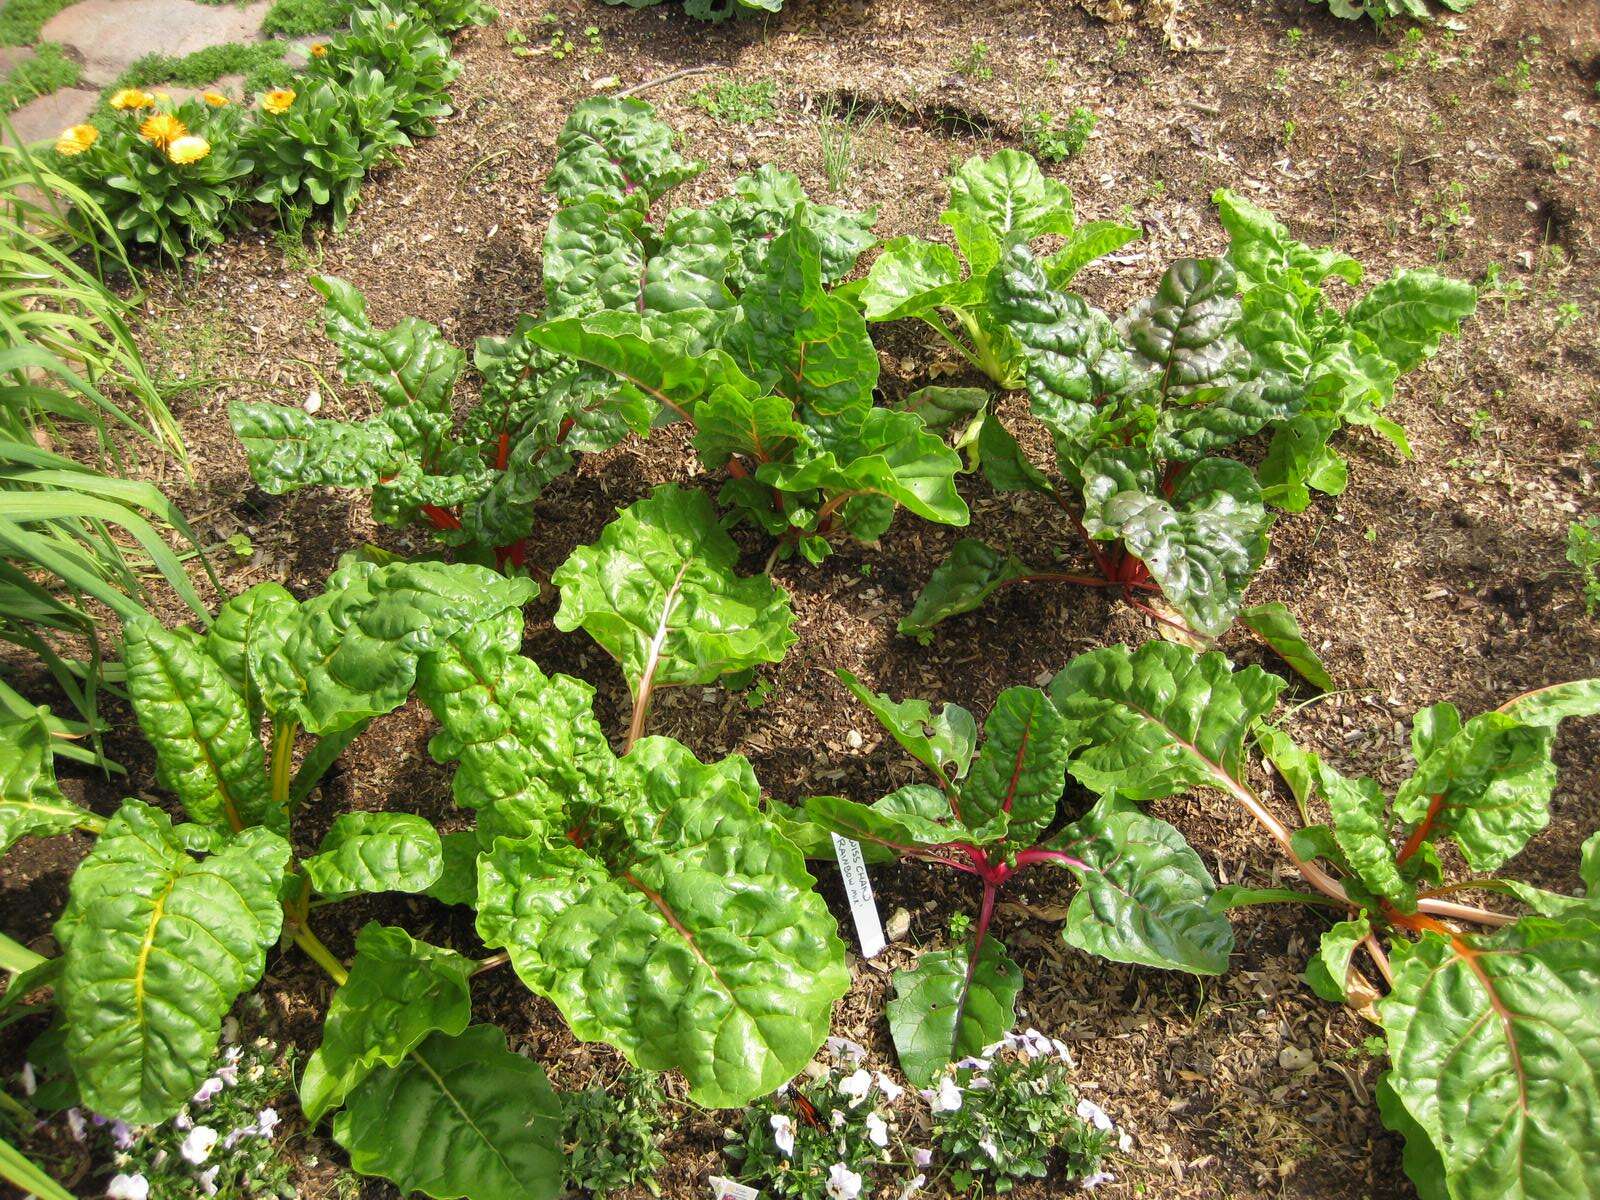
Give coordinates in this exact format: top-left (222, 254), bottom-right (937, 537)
top-left (801, 648), bottom-right (1236, 1084)
top-left (0, 555), bottom-right (849, 1200)
top-left (244, 70), bottom-right (409, 231)
top-left (51, 91), bottom-right (251, 261)
top-left (899, 187), bottom-right (1475, 640)
top-left (303, 2), bottom-right (459, 136)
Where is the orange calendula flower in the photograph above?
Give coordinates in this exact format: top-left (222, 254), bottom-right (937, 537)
top-left (138, 112), bottom-right (188, 150)
top-left (309, 42), bottom-right (328, 57)
top-left (166, 135), bottom-right (211, 165)
top-left (109, 87), bottom-right (155, 111)
top-left (54, 124), bottom-right (99, 156)
top-left (200, 90), bottom-right (230, 107)
top-left (260, 88), bottom-right (296, 114)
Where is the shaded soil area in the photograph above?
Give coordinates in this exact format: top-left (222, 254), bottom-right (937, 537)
top-left (4, 0), bottom-right (1599, 1197)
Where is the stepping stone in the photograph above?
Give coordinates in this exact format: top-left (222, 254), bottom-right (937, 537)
top-left (3, 86), bottom-right (98, 147)
top-left (41, 0), bottom-right (273, 87)
top-left (0, 45), bottom-right (36, 76)
top-left (156, 73), bottom-right (247, 105)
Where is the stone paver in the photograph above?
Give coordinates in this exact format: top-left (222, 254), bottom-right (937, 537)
top-left (0, 45), bottom-right (37, 75)
top-left (3, 86), bottom-right (98, 147)
top-left (41, 0), bottom-right (273, 87)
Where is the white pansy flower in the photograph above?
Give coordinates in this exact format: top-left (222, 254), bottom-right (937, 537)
top-left (256, 1107), bottom-right (280, 1138)
top-left (1076, 1099), bottom-right (1113, 1132)
top-left (106, 1173), bottom-right (150, 1200)
top-left (769, 1113), bottom-right (795, 1157)
top-left (826, 1036), bottom-right (867, 1063)
top-left (65, 1108), bottom-right (86, 1142)
top-left (926, 1076), bottom-right (962, 1113)
top-left (180, 1125), bottom-right (219, 1164)
top-left (193, 1077), bottom-right (224, 1104)
top-left (954, 1056), bottom-right (991, 1072)
top-left (865, 1111), bottom-right (889, 1148)
top-left (897, 1175), bottom-right (926, 1199)
top-left (979, 1135), bottom-right (1001, 1160)
top-left (825, 1162), bottom-right (863, 1200)
top-left (1081, 1170), bottom-right (1116, 1190)
top-left (912, 1147), bottom-right (933, 1168)
top-left (838, 1068), bottom-right (872, 1106)
top-left (874, 1071), bottom-right (903, 1103)
top-left (304, 388), bottom-right (321, 414)
top-left (198, 1165), bottom-right (220, 1197)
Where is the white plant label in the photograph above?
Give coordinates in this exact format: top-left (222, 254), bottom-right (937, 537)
top-left (709, 1176), bottom-right (760, 1200)
top-left (831, 833), bottom-right (886, 958)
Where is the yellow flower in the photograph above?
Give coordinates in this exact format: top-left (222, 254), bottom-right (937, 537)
top-left (54, 124), bottom-right (99, 156)
top-left (309, 42), bottom-right (328, 57)
top-left (260, 88), bottom-right (296, 115)
top-left (138, 112), bottom-right (188, 150)
top-left (109, 87), bottom-right (155, 111)
top-left (200, 91), bottom-right (230, 107)
top-left (166, 135), bottom-right (211, 165)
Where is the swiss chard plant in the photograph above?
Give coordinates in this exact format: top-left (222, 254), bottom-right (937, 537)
top-left (598, 0), bottom-right (782, 20)
top-left (800, 654), bottom-right (1236, 1085)
top-left (1034, 640), bottom-right (1598, 1200)
top-left (900, 188), bottom-right (1474, 640)
top-left (1315, 0), bottom-right (1476, 24)
top-left (860, 149), bottom-right (1140, 390)
top-left (0, 556), bottom-right (849, 1200)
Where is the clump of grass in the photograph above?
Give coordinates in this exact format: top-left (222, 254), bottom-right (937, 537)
top-left (1021, 106), bottom-right (1096, 162)
top-left (0, 39), bottom-right (78, 112)
top-left (261, 0), bottom-right (351, 37)
top-left (0, 0), bottom-right (77, 47)
top-left (692, 75), bottom-right (777, 124)
top-left (818, 94), bottom-right (878, 191)
top-left (103, 41), bottom-right (291, 99)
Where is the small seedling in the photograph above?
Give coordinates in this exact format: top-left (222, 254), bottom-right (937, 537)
top-left (692, 76), bottom-right (777, 124)
top-left (1021, 106), bottom-right (1096, 163)
top-left (951, 40), bottom-right (992, 81)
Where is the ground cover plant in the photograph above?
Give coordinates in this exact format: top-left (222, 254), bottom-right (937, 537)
top-left (900, 185), bottom-right (1475, 640)
top-left (599, 0), bottom-right (782, 21)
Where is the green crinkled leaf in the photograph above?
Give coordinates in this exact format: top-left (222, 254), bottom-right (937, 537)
top-left (708, 166), bottom-right (877, 291)
top-left (900, 385), bottom-right (989, 433)
top-left (723, 208), bottom-right (878, 443)
top-left (204, 583), bottom-right (297, 726)
top-left (860, 236), bottom-right (967, 322)
top-left (1212, 188), bottom-right (1362, 288)
top-left (944, 148), bottom-right (1075, 242)
top-left (122, 617), bottom-right (280, 834)
top-left (1346, 269), bottom-right (1476, 372)
top-left (254, 559), bottom-right (537, 735)
top-left (552, 484), bottom-right (796, 700)
top-left (229, 403), bottom-right (408, 494)
top-left (54, 801), bottom-right (289, 1123)
top-left (303, 812), bottom-right (444, 898)
top-left (543, 203), bottom-right (734, 319)
top-left (837, 669), bottom-right (977, 784)
top-left (1380, 917), bottom-right (1600, 1200)
top-left (1377, 1072), bottom-right (1449, 1200)
top-left (1321, 767), bottom-right (1413, 910)
top-left (758, 408), bottom-right (968, 535)
top-left (803, 788), bottom-right (979, 852)
top-left (887, 934), bottom-right (1021, 1087)
top-left (961, 687), bottom-right (1078, 844)
top-left (333, 1024), bottom-right (563, 1200)
top-left (0, 710), bottom-right (94, 853)
top-left (1393, 680), bottom-right (1600, 871)
top-left (1583, 830), bottom-right (1600, 899)
top-left (1254, 722), bottom-right (1319, 820)
top-left (312, 275), bottom-right (464, 419)
top-left (1051, 795), bottom-right (1233, 975)
top-left (1240, 601), bottom-right (1335, 691)
top-left (899, 539), bottom-right (1032, 643)
top-left (475, 736), bottom-right (849, 1107)
top-left (1050, 641), bottom-right (1285, 802)
top-left (426, 831), bottom-right (481, 906)
top-left (1304, 915), bottom-right (1371, 1002)
top-left (1120, 257), bottom-right (1251, 401)
top-left (301, 923), bottom-right (474, 1123)
top-left (690, 382), bottom-right (804, 470)
top-left (1044, 220), bottom-right (1142, 287)
top-left (1081, 450), bottom-right (1269, 637)
top-left (546, 96), bottom-right (702, 209)
top-left (977, 414), bottom-right (1052, 494)
top-left (419, 646), bottom-right (611, 846)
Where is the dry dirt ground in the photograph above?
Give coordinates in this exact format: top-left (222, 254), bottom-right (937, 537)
top-left (5, 0), bottom-right (1600, 1197)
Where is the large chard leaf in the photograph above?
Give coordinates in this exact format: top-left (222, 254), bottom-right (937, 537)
top-left (254, 559), bottom-right (537, 734)
top-left (1321, 767), bottom-right (1414, 909)
top-left (1081, 450), bottom-right (1269, 637)
top-left (944, 148), bottom-right (1075, 242)
top-left (1393, 680), bottom-right (1600, 871)
top-left (723, 208), bottom-right (878, 442)
top-left (1380, 916), bottom-right (1600, 1200)
top-left (228, 403), bottom-right (409, 494)
top-left (303, 812), bottom-right (444, 898)
top-left (707, 165), bottom-right (877, 291)
top-left (204, 583), bottom-right (297, 725)
top-left (334, 1024), bottom-right (563, 1200)
top-left (1049, 795), bottom-right (1233, 974)
top-left (1346, 269), bottom-right (1477, 372)
top-left (475, 736), bottom-right (848, 1107)
top-left (122, 617), bottom-right (280, 833)
top-left (552, 484), bottom-right (797, 700)
top-left (899, 539), bottom-right (1033, 643)
top-left (861, 237), bottom-right (970, 323)
top-left (301, 923), bottom-right (474, 1123)
top-left (1213, 188), bottom-right (1362, 289)
top-left (545, 96), bottom-right (702, 209)
top-left (312, 274), bottom-right (464, 421)
top-left (960, 687), bottom-right (1078, 843)
top-left (887, 935), bottom-right (1021, 1087)
top-left (803, 786), bottom-right (983, 852)
top-left (54, 801), bottom-right (290, 1122)
top-left (542, 203), bottom-right (734, 319)
top-left (0, 710), bottom-right (96, 852)
top-left (1050, 641), bottom-right (1285, 802)
top-left (837, 669), bottom-right (977, 784)
top-left (1239, 601), bottom-right (1334, 691)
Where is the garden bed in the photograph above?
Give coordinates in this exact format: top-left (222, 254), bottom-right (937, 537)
top-left (3, 0), bottom-right (1598, 1197)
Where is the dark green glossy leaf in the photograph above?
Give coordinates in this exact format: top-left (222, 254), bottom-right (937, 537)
top-left (899, 539), bottom-right (1032, 643)
top-left (1240, 601), bottom-right (1334, 691)
top-left (887, 935), bottom-right (1021, 1087)
top-left (961, 687), bottom-right (1077, 843)
top-left (303, 812), bottom-right (444, 898)
top-left (836, 669), bottom-right (977, 784)
top-left (546, 96), bottom-right (702, 209)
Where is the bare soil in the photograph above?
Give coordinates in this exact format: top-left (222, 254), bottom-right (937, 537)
top-left (5, 0), bottom-right (1599, 1197)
